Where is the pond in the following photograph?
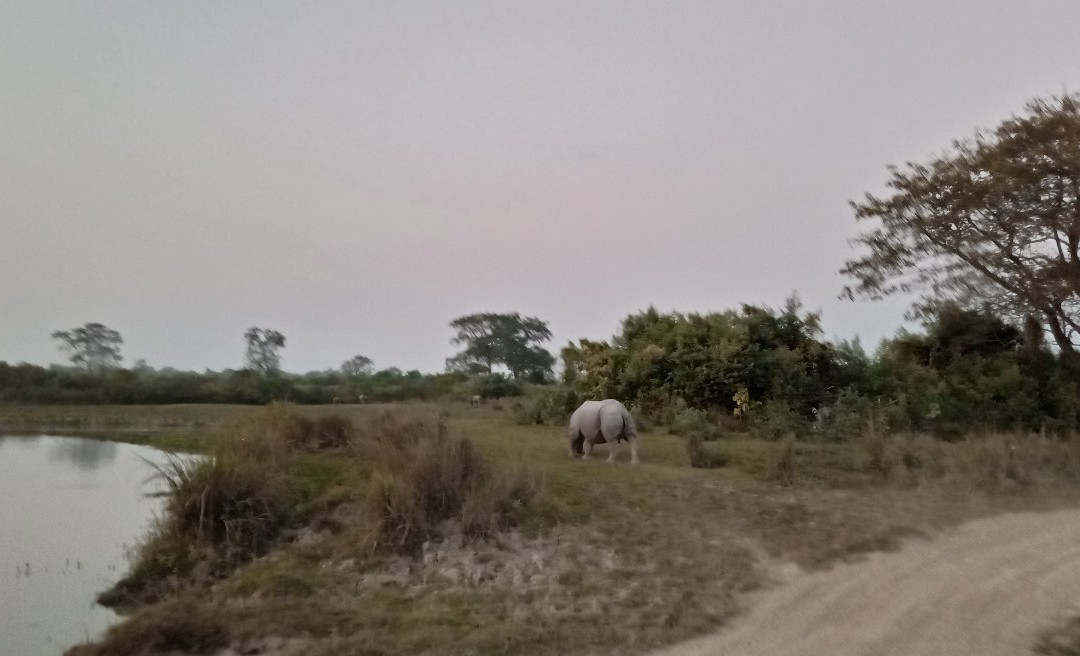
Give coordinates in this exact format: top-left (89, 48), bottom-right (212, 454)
top-left (0, 435), bottom-right (186, 655)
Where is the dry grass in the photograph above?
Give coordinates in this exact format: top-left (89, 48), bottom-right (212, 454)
top-left (100, 405), bottom-right (357, 606)
top-left (686, 433), bottom-right (728, 468)
top-left (863, 432), bottom-right (1080, 490)
top-left (68, 598), bottom-right (228, 656)
top-left (38, 402), bottom-right (1080, 656)
top-left (355, 411), bottom-right (542, 554)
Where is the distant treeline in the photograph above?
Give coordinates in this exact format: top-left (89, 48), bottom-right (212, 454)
top-left (0, 365), bottom-right (523, 406)
top-left (5, 301), bottom-right (1079, 437)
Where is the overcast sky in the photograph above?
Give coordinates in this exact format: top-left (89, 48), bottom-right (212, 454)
top-left (3, 1), bottom-right (1080, 373)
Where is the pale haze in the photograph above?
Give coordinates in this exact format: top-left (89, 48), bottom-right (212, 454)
top-left (4, 2), bottom-right (1080, 373)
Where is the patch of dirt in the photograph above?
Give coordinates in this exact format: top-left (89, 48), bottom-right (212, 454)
top-left (650, 509), bottom-right (1080, 656)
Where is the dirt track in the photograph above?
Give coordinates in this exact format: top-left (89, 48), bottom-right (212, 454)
top-left (652, 509), bottom-right (1080, 656)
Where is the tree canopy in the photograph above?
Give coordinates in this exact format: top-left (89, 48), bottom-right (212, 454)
top-left (561, 297), bottom-right (837, 414)
top-left (244, 327), bottom-right (286, 374)
top-left (446, 312), bottom-right (555, 381)
top-left (842, 94), bottom-right (1080, 368)
top-left (341, 354), bottom-right (375, 378)
top-left (51, 322), bottom-right (123, 374)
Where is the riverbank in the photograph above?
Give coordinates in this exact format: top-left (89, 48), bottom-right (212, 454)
top-left (6, 404), bottom-right (1078, 655)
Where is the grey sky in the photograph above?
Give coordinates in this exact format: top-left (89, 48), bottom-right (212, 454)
top-left (3, 1), bottom-right (1080, 373)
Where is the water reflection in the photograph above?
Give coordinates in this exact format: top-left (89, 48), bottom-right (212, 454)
top-left (46, 437), bottom-right (118, 471)
top-left (0, 435), bottom-right (180, 656)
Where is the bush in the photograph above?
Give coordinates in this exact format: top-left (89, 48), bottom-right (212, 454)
top-left (513, 386), bottom-right (580, 425)
top-left (813, 388), bottom-right (872, 441)
top-left (670, 406), bottom-right (722, 441)
top-left (474, 373), bottom-right (523, 400)
top-left (754, 401), bottom-right (807, 441)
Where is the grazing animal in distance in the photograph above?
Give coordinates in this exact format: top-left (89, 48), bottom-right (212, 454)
top-left (567, 399), bottom-right (639, 464)
top-left (470, 394), bottom-right (482, 407)
top-left (357, 394), bottom-right (368, 404)
top-left (331, 396), bottom-right (344, 404)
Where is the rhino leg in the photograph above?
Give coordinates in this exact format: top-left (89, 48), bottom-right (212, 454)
top-left (581, 436), bottom-right (595, 459)
top-left (629, 436), bottom-right (639, 464)
top-left (569, 432), bottom-right (584, 458)
top-left (606, 437), bottom-right (619, 463)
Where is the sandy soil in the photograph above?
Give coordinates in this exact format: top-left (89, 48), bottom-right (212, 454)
top-left (651, 509), bottom-right (1080, 656)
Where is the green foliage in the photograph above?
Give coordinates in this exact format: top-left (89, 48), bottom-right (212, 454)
top-left (559, 299), bottom-right (1078, 440)
top-left (669, 404), bottom-right (722, 441)
top-left (753, 400), bottom-right (805, 441)
top-left (561, 297), bottom-right (836, 419)
top-left (812, 387), bottom-right (873, 442)
top-left (446, 312), bottom-right (555, 380)
top-left (512, 386), bottom-right (580, 425)
top-left (474, 372), bottom-right (523, 400)
top-left (0, 362), bottom-right (473, 405)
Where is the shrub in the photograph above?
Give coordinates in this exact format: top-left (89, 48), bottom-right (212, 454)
top-left (754, 401), bottom-right (807, 441)
top-left (670, 406), bottom-right (722, 441)
top-left (513, 386), bottom-right (580, 425)
top-left (474, 373), bottom-right (523, 400)
top-left (814, 388), bottom-right (872, 441)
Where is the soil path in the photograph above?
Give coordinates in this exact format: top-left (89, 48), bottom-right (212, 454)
top-left (652, 509), bottom-right (1080, 656)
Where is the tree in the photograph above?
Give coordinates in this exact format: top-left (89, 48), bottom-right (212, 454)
top-left (341, 354), bottom-right (374, 377)
top-left (51, 322), bottom-right (123, 374)
top-left (842, 94), bottom-right (1080, 370)
top-left (244, 327), bottom-right (286, 374)
top-left (446, 312), bottom-right (555, 380)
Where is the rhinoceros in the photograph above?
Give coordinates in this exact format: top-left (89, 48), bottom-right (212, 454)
top-left (567, 399), bottom-right (639, 464)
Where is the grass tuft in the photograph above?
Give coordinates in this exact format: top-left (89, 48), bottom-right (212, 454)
top-left (771, 435), bottom-right (797, 486)
top-left (686, 433), bottom-right (728, 468)
top-left (359, 412), bottom-right (540, 553)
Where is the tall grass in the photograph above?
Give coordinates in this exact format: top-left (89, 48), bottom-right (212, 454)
top-left (864, 432), bottom-right (1080, 489)
top-left (359, 412), bottom-right (541, 554)
top-left (100, 405), bottom-right (542, 607)
top-left (101, 405), bottom-right (354, 605)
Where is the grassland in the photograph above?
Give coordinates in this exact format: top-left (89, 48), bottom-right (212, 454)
top-left (3, 403), bottom-right (1078, 655)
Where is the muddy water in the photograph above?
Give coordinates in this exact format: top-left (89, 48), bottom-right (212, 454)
top-left (0, 435), bottom-right (183, 655)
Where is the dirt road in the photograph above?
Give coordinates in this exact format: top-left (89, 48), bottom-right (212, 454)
top-left (652, 509), bottom-right (1080, 656)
